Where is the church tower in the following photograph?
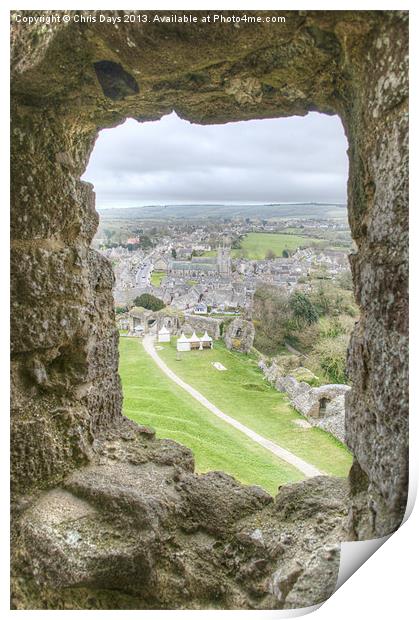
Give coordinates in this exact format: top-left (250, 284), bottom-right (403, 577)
top-left (217, 238), bottom-right (231, 277)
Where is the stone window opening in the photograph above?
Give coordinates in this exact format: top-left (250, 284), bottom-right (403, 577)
top-left (319, 397), bottom-right (330, 417)
top-left (81, 111), bottom-right (351, 486)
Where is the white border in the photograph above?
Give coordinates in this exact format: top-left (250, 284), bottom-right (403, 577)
top-left (2, 2), bottom-right (416, 618)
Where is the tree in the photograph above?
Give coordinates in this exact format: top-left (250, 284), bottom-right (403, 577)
top-left (290, 291), bottom-right (319, 326)
top-left (265, 249), bottom-right (276, 260)
top-left (311, 285), bottom-right (332, 315)
top-left (104, 228), bottom-right (114, 245)
top-left (252, 285), bottom-right (293, 355)
top-left (312, 334), bottom-right (349, 384)
top-left (171, 248), bottom-right (177, 259)
top-left (310, 282), bottom-right (358, 317)
top-left (231, 236), bottom-right (242, 250)
top-left (337, 269), bottom-right (353, 291)
top-left (282, 249), bottom-right (290, 258)
top-left (134, 293), bottom-right (165, 311)
top-left (139, 235), bottom-right (153, 250)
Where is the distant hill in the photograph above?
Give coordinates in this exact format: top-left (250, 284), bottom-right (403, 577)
top-left (98, 203), bottom-right (347, 221)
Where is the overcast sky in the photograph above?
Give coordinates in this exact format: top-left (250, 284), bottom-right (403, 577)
top-left (82, 112), bottom-right (348, 208)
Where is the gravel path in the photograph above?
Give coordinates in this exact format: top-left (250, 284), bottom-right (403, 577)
top-left (142, 336), bottom-right (322, 478)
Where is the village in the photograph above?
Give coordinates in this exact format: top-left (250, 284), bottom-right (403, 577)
top-left (98, 216), bottom-right (351, 319)
top-left (96, 213), bottom-right (355, 456)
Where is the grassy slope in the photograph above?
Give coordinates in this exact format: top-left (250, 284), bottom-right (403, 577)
top-left (150, 270), bottom-right (166, 287)
top-left (119, 337), bottom-right (304, 495)
top-left (232, 232), bottom-right (322, 259)
top-left (158, 340), bottom-right (353, 477)
top-left (202, 233), bottom-right (323, 260)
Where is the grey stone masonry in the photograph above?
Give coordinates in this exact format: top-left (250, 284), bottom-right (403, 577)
top-left (258, 360), bottom-right (350, 444)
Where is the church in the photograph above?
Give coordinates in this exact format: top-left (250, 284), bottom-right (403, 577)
top-left (168, 245), bottom-right (231, 278)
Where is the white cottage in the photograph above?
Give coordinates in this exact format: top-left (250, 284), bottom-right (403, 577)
top-left (194, 303), bottom-right (208, 314)
top-left (176, 333), bottom-right (190, 352)
top-left (158, 325), bottom-right (171, 343)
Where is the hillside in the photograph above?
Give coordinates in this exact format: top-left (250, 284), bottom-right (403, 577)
top-left (119, 336), bottom-right (352, 495)
top-left (119, 337), bottom-right (304, 494)
top-left (99, 202), bottom-right (348, 221)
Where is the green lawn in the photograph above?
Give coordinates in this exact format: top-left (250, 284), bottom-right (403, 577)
top-left (232, 232), bottom-right (323, 259)
top-left (119, 337), bottom-right (304, 495)
top-left (158, 340), bottom-right (352, 478)
top-left (150, 270), bottom-right (166, 287)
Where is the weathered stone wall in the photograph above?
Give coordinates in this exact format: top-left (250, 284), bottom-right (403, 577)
top-left (341, 13), bottom-right (409, 538)
top-left (224, 318), bottom-right (255, 353)
top-left (10, 10), bottom-right (408, 609)
top-left (182, 314), bottom-right (223, 339)
top-left (258, 359), bottom-right (349, 443)
top-left (10, 108), bottom-right (121, 493)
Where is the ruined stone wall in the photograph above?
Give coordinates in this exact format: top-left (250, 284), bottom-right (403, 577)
top-left (258, 359), bottom-right (349, 443)
top-left (10, 10), bottom-right (408, 609)
top-left (182, 314), bottom-right (223, 339)
top-left (224, 318), bottom-right (255, 353)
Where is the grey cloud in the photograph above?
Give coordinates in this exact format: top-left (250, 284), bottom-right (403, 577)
top-left (82, 112), bottom-right (348, 208)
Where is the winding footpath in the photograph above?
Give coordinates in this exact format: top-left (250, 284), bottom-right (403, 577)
top-left (142, 335), bottom-right (322, 478)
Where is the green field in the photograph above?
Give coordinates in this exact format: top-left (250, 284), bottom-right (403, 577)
top-left (202, 233), bottom-right (323, 260)
top-left (150, 270), bottom-right (166, 287)
top-left (119, 337), bottom-right (304, 494)
top-left (158, 340), bottom-right (352, 477)
top-left (119, 337), bottom-right (352, 494)
top-left (232, 232), bottom-right (322, 259)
